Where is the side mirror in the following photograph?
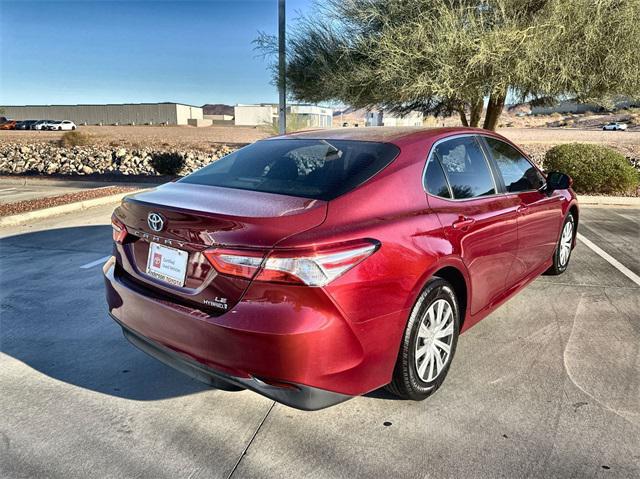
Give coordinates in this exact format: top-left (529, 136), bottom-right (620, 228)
top-left (544, 171), bottom-right (572, 193)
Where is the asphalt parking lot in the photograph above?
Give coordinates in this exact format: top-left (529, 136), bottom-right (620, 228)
top-left (1, 203), bottom-right (638, 478)
top-left (0, 182), bottom-right (88, 205)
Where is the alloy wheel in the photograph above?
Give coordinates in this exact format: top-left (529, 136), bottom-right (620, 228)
top-left (559, 220), bottom-right (573, 266)
top-left (415, 299), bottom-right (454, 382)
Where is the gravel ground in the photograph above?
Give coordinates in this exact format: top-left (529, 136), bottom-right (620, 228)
top-left (0, 186), bottom-right (137, 216)
top-left (0, 125), bottom-right (269, 148)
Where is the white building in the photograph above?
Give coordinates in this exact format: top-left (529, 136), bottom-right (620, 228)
top-left (234, 104), bottom-right (333, 128)
top-left (2, 102), bottom-right (203, 126)
top-left (365, 110), bottom-right (424, 127)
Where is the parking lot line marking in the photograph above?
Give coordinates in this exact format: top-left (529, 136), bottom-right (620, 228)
top-left (577, 232), bottom-right (640, 287)
top-left (80, 255), bottom-right (111, 269)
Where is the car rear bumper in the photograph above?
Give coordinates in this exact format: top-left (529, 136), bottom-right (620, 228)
top-left (103, 256), bottom-right (391, 410)
top-left (111, 312), bottom-right (351, 410)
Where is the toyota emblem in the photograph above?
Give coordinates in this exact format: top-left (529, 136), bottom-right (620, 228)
top-left (147, 212), bottom-right (164, 232)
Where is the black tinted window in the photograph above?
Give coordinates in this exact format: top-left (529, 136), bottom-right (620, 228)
top-left (485, 137), bottom-right (544, 192)
top-left (180, 139), bottom-right (399, 201)
top-left (435, 137), bottom-right (495, 199)
top-left (424, 156), bottom-right (451, 198)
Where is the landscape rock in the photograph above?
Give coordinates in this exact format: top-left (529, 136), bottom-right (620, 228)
top-left (0, 142), bottom-right (237, 177)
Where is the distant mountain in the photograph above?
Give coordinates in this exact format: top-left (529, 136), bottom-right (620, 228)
top-left (202, 104), bottom-right (234, 116)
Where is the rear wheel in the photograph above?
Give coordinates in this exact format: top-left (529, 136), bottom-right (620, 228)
top-left (387, 277), bottom-right (460, 400)
top-left (546, 213), bottom-right (575, 275)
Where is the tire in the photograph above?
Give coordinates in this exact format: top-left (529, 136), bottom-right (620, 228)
top-left (72, 126), bottom-right (76, 130)
top-left (545, 213), bottom-right (575, 275)
top-left (387, 277), bottom-right (460, 400)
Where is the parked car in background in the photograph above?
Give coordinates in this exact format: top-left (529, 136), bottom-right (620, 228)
top-left (105, 127), bottom-right (579, 410)
top-left (33, 120), bottom-right (55, 130)
top-left (52, 120), bottom-right (77, 131)
top-left (46, 120), bottom-right (77, 131)
top-left (0, 120), bottom-right (17, 130)
top-left (15, 120), bottom-right (39, 130)
top-left (43, 120), bottom-right (63, 130)
top-left (602, 122), bottom-right (628, 131)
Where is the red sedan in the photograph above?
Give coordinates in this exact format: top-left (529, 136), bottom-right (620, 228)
top-left (104, 127), bottom-right (578, 410)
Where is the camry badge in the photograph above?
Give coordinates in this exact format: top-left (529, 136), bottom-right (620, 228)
top-left (147, 212), bottom-right (164, 232)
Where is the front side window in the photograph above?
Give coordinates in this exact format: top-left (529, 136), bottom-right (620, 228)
top-left (435, 137), bottom-right (495, 199)
top-left (180, 139), bottom-right (400, 201)
top-left (485, 137), bottom-right (544, 192)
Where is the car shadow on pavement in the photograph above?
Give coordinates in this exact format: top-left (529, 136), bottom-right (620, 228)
top-left (0, 225), bottom-right (210, 400)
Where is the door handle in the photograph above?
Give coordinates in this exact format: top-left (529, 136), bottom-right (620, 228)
top-left (517, 204), bottom-right (529, 214)
top-left (451, 216), bottom-right (475, 230)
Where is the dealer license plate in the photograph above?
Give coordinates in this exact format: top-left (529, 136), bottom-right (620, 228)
top-left (146, 242), bottom-right (188, 287)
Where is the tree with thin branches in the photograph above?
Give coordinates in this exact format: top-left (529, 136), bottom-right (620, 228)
top-left (256, 0), bottom-right (640, 130)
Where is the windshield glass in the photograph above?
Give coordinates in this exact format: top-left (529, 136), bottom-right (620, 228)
top-left (180, 138), bottom-right (400, 201)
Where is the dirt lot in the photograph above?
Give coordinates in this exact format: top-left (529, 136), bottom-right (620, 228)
top-left (2, 124), bottom-right (639, 150)
top-left (0, 125), bottom-right (270, 149)
top-left (499, 128), bottom-right (640, 163)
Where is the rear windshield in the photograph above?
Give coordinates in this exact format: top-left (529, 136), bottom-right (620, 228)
top-left (180, 138), bottom-right (400, 200)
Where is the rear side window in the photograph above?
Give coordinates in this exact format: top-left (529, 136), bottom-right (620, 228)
top-left (435, 137), bottom-right (496, 199)
top-left (485, 137), bottom-right (544, 192)
top-left (180, 139), bottom-right (400, 201)
top-left (424, 156), bottom-right (451, 198)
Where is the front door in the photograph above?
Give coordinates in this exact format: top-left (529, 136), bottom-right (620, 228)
top-left (481, 136), bottom-right (563, 282)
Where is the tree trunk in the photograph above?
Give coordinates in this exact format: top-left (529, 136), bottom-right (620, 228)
top-left (458, 107), bottom-right (469, 127)
top-left (483, 91), bottom-right (506, 131)
top-left (469, 98), bottom-right (483, 127)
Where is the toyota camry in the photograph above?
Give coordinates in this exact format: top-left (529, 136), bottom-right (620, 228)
top-left (104, 127), bottom-right (578, 410)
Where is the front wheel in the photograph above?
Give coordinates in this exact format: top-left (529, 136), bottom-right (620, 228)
top-left (545, 213), bottom-right (575, 275)
top-left (387, 277), bottom-right (460, 400)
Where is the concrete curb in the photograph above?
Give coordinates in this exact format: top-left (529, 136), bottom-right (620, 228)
top-left (577, 195), bottom-right (640, 206)
top-left (0, 175), bottom-right (166, 188)
top-left (0, 190), bottom-right (143, 227)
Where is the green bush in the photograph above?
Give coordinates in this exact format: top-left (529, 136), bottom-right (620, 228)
top-left (544, 143), bottom-right (639, 194)
top-left (58, 130), bottom-right (91, 147)
top-left (151, 152), bottom-right (185, 175)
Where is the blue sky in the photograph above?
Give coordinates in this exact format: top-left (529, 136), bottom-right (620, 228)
top-left (0, 0), bottom-right (313, 106)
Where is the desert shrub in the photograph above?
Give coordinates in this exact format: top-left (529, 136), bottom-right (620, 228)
top-left (58, 131), bottom-right (91, 147)
top-left (150, 152), bottom-right (185, 175)
top-left (544, 143), bottom-right (639, 194)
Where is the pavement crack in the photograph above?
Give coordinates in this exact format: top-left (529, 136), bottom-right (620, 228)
top-left (226, 401), bottom-right (276, 479)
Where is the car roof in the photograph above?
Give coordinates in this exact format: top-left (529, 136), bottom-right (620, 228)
top-left (271, 126), bottom-right (491, 145)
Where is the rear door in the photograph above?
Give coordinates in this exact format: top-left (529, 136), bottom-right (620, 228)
top-left (481, 136), bottom-right (564, 282)
top-left (424, 135), bottom-right (520, 316)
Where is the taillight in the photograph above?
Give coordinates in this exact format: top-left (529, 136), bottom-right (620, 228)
top-left (202, 249), bottom-right (265, 280)
top-left (257, 241), bottom-right (379, 286)
top-left (111, 216), bottom-right (128, 244)
top-left (204, 240), bottom-right (379, 286)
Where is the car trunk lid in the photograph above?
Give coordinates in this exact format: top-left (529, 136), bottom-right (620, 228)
top-left (114, 182), bottom-right (327, 312)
